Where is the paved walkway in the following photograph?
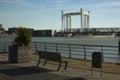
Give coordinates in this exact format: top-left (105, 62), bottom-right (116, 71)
top-left (0, 54), bottom-right (120, 80)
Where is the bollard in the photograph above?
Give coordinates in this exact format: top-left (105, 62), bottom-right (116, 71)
top-left (91, 52), bottom-right (102, 77)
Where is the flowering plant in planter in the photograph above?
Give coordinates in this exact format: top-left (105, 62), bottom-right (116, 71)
top-left (13, 27), bottom-right (32, 46)
top-left (9, 27), bottom-right (32, 63)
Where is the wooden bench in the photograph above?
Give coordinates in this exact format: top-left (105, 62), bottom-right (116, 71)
top-left (36, 51), bottom-right (68, 71)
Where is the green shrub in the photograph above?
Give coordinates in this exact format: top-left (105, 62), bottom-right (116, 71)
top-left (13, 27), bottom-right (32, 46)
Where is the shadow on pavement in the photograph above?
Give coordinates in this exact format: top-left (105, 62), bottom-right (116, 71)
top-left (0, 61), bottom-right (11, 65)
top-left (0, 66), bottom-right (53, 76)
top-left (64, 77), bottom-right (86, 80)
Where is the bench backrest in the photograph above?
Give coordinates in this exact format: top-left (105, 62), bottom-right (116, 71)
top-left (38, 51), bottom-right (62, 62)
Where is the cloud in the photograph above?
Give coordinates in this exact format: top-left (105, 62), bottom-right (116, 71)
top-left (98, 1), bottom-right (120, 7)
top-left (1, 0), bottom-right (120, 17)
top-left (58, 0), bottom-right (69, 3)
top-left (46, 0), bottom-right (69, 4)
top-left (0, 0), bottom-right (24, 5)
top-left (0, 0), bottom-right (35, 8)
top-left (89, 1), bottom-right (120, 15)
top-left (60, 1), bottom-right (120, 16)
top-left (74, 1), bottom-right (120, 9)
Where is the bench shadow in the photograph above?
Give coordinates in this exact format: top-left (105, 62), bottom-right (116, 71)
top-left (0, 66), bottom-right (53, 76)
top-left (64, 77), bottom-right (86, 80)
top-left (0, 61), bottom-right (11, 65)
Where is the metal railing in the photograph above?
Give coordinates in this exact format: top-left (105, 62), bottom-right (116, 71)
top-left (0, 42), bottom-right (120, 63)
top-left (31, 42), bottom-right (120, 63)
top-left (0, 42), bottom-right (12, 53)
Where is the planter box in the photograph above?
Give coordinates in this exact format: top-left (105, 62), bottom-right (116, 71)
top-left (9, 46), bottom-right (32, 63)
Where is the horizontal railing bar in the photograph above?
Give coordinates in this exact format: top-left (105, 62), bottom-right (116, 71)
top-left (103, 57), bottom-right (120, 59)
top-left (31, 42), bottom-right (118, 48)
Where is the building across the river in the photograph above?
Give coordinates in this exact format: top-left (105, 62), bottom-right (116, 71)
top-left (8, 27), bottom-right (56, 37)
top-left (8, 27), bottom-right (34, 36)
top-left (6, 27), bottom-right (120, 37)
top-left (0, 24), bottom-right (5, 36)
top-left (33, 29), bottom-right (56, 37)
top-left (57, 27), bottom-right (120, 37)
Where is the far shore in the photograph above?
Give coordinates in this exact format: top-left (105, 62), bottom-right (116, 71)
top-left (1, 34), bottom-right (120, 38)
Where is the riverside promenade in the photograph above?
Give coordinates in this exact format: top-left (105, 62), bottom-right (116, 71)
top-left (0, 53), bottom-right (120, 80)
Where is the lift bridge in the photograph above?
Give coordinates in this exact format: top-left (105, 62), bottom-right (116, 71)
top-left (61, 8), bottom-right (90, 33)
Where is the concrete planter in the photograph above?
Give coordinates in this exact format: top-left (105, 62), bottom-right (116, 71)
top-left (9, 46), bottom-right (32, 63)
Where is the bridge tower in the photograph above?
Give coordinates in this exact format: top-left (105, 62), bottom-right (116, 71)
top-left (61, 8), bottom-right (90, 33)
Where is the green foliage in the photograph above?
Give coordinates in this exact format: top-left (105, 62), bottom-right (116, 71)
top-left (13, 27), bottom-right (32, 46)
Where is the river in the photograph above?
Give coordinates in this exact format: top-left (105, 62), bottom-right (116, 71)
top-left (0, 36), bottom-right (119, 46)
top-left (32, 37), bottom-right (119, 46)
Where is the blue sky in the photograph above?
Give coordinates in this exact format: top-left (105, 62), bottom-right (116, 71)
top-left (0, 0), bottom-right (120, 31)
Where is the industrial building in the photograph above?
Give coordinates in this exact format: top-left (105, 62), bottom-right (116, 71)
top-left (33, 29), bottom-right (56, 37)
top-left (8, 27), bottom-right (34, 36)
top-left (0, 24), bottom-right (5, 35)
top-left (8, 27), bottom-right (56, 37)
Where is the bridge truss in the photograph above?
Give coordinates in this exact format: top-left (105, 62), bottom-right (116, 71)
top-left (61, 8), bottom-right (90, 33)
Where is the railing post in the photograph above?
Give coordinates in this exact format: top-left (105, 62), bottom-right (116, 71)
top-left (56, 43), bottom-right (58, 52)
top-left (101, 46), bottom-right (104, 62)
top-left (44, 43), bottom-right (47, 51)
top-left (4, 42), bottom-right (6, 53)
top-left (68, 44), bottom-right (71, 58)
top-left (83, 45), bottom-right (86, 60)
top-left (34, 42), bottom-right (37, 52)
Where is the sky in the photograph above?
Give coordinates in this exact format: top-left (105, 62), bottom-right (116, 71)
top-left (0, 0), bottom-right (120, 31)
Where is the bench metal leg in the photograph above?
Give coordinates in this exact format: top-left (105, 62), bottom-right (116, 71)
top-left (64, 61), bottom-right (68, 70)
top-left (57, 62), bottom-right (61, 71)
top-left (43, 59), bottom-right (47, 66)
top-left (36, 54), bottom-right (41, 67)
